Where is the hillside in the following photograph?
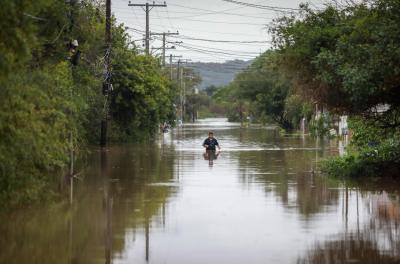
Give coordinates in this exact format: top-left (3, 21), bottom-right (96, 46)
top-left (188, 60), bottom-right (252, 89)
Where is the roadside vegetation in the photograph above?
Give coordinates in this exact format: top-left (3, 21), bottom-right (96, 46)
top-left (215, 0), bottom-right (400, 178)
top-left (0, 0), bottom-right (178, 207)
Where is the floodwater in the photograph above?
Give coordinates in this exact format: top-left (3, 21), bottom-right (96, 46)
top-left (1, 118), bottom-right (400, 264)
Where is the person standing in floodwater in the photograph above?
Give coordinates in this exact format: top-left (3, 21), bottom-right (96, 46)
top-left (203, 131), bottom-right (221, 151)
top-left (203, 131), bottom-right (221, 166)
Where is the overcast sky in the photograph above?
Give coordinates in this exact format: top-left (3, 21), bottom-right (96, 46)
top-left (112, 0), bottom-right (325, 63)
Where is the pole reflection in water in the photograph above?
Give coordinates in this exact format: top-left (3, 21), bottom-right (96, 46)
top-left (0, 118), bottom-right (400, 264)
top-left (101, 149), bottom-right (113, 264)
top-left (145, 214), bottom-right (150, 262)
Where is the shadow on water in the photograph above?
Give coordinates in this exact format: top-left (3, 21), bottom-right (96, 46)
top-left (0, 118), bottom-right (400, 264)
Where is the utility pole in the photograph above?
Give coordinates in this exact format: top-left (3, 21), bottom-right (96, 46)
top-left (151, 45), bottom-right (176, 62)
top-left (177, 60), bottom-right (191, 122)
top-left (100, 0), bottom-right (112, 147)
top-left (150, 32), bottom-right (179, 66)
top-left (175, 59), bottom-right (183, 121)
top-left (180, 66), bottom-right (184, 122)
top-left (170, 54), bottom-right (173, 79)
top-left (68, 0), bottom-right (77, 205)
top-left (182, 79), bottom-right (186, 122)
top-left (128, 1), bottom-right (167, 55)
top-left (176, 59), bottom-right (182, 81)
top-left (169, 54), bottom-right (182, 80)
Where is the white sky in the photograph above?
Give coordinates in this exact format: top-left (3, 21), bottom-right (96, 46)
top-left (112, 0), bottom-right (325, 62)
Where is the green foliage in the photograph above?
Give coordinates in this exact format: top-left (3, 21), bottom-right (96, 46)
top-left (213, 84), bottom-right (250, 122)
top-left (0, 0), bottom-right (40, 75)
top-left (322, 139), bottom-right (400, 178)
top-left (110, 49), bottom-right (176, 141)
top-left (0, 63), bottom-right (73, 207)
top-left (321, 117), bottom-right (400, 177)
top-left (0, 0), bottom-right (178, 207)
top-left (309, 114), bottom-right (333, 138)
top-left (269, 0), bottom-right (400, 177)
top-left (204, 85), bottom-right (219, 96)
top-left (272, 0), bottom-right (400, 116)
top-left (215, 51), bottom-right (313, 128)
top-left (186, 92), bottom-right (222, 120)
top-left (285, 95), bottom-right (314, 127)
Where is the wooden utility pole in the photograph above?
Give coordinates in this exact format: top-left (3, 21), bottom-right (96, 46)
top-left (180, 67), bottom-right (184, 122)
top-left (151, 45), bottom-right (176, 63)
top-left (100, 0), bottom-right (112, 147)
top-left (150, 32), bottom-right (179, 66)
top-left (176, 59), bottom-right (191, 122)
top-left (170, 54), bottom-right (173, 79)
top-left (128, 1), bottom-right (167, 55)
top-left (169, 54), bottom-right (182, 79)
top-left (176, 59), bottom-right (181, 81)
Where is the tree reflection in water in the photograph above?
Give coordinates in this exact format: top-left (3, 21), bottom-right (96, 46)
top-left (0, 143), bottom-right (177, 264)
top-left (298, 191), bottom-right (400, 264)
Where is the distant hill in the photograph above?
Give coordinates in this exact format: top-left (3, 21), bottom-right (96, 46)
top-left (188, 60), bottom-right (252, 89)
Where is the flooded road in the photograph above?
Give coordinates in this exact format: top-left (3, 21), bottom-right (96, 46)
top-left (1, 118), bottom-right (400, 264)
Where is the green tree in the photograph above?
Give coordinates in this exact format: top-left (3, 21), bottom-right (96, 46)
top-left (110, 47), bottom-right (177, 141)
top-left (0, 0), bottom-right (179, 207)
top-left (271, 0), bottom-right (400, 177)
top-left (272, 0), bottom-right (400, 120)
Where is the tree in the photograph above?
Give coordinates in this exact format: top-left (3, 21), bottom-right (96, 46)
top-left (110, 47), bottom-right (177, 140)
top-left (0, 0), bottom-right (179, 207)
top-left (270, 0), bottom-right (400, 177)
top-left (272, 0), bottom-right (400, 123)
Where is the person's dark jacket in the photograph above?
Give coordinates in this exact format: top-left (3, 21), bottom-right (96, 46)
top-left (203, 138), bottom-right (219, 151)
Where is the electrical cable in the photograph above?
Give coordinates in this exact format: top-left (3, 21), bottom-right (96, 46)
top-left (130, 27), bottom-right (269, 44)
top-left (167, 40), bottom-right (265, 55)
top-left (221, 0), bottom-right (301, 12)
top-left (118, 15), bottom-right (268, 26)
top-left (171, 35), bottom-right (270, 44)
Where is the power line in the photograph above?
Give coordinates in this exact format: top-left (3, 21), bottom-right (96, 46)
top-left (177, 49), bottom-right (254, 60)
top-left (150, 35), bottom-right (266, 55)
top-left (167, 40), bottom-right (264, 55)
top-left (167, 3), bottom-right (272, 15)
top-left (130, 28), bottom-right (266, 59)
top-left (176, 43), bottom-right (257, 58)
top-left (127, 1), bottom-right (167, 54)
top-left (171, 35), bottom-right (270, 44)
top-left (221, 0), bottom-right (301, 12)
top-left (151, 31), bottom-right (180, 66)
top-left (156, 9), bottom-right (275, 19)
top-left (165, 7), bottom-right (178, 31)
top-left (129, 27), bottom-right (268, 44)
top-left (118, 15), bottom-right (268, 26)
top-left (124, 23), bottom-right (265, 37)
top-left (113, 6), bottom-right (275, 19)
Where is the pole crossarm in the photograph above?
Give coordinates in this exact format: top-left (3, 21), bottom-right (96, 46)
top-left (148, 31), bottom-right (180, 66)
top-left (128, 2), bottom-right (167, 7)
top-left (128, 1), bottom-right (167, 55)
top-left (152, 47), bottom-right (176, 50)
top-left (150, 32), bottom-right (179, 36)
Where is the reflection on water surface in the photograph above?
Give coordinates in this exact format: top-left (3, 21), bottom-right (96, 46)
top-left (1, 118), bottom-right (399, 264)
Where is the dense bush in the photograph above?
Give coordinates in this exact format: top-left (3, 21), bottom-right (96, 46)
top-left (0, 0), bottom-right (178, 207)
top-left (269, 0), bottom-right (400, 177)
top-left (214, 52), bottom-right (312, 128)
top-left (321, 118), bottom-right (400, 178)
